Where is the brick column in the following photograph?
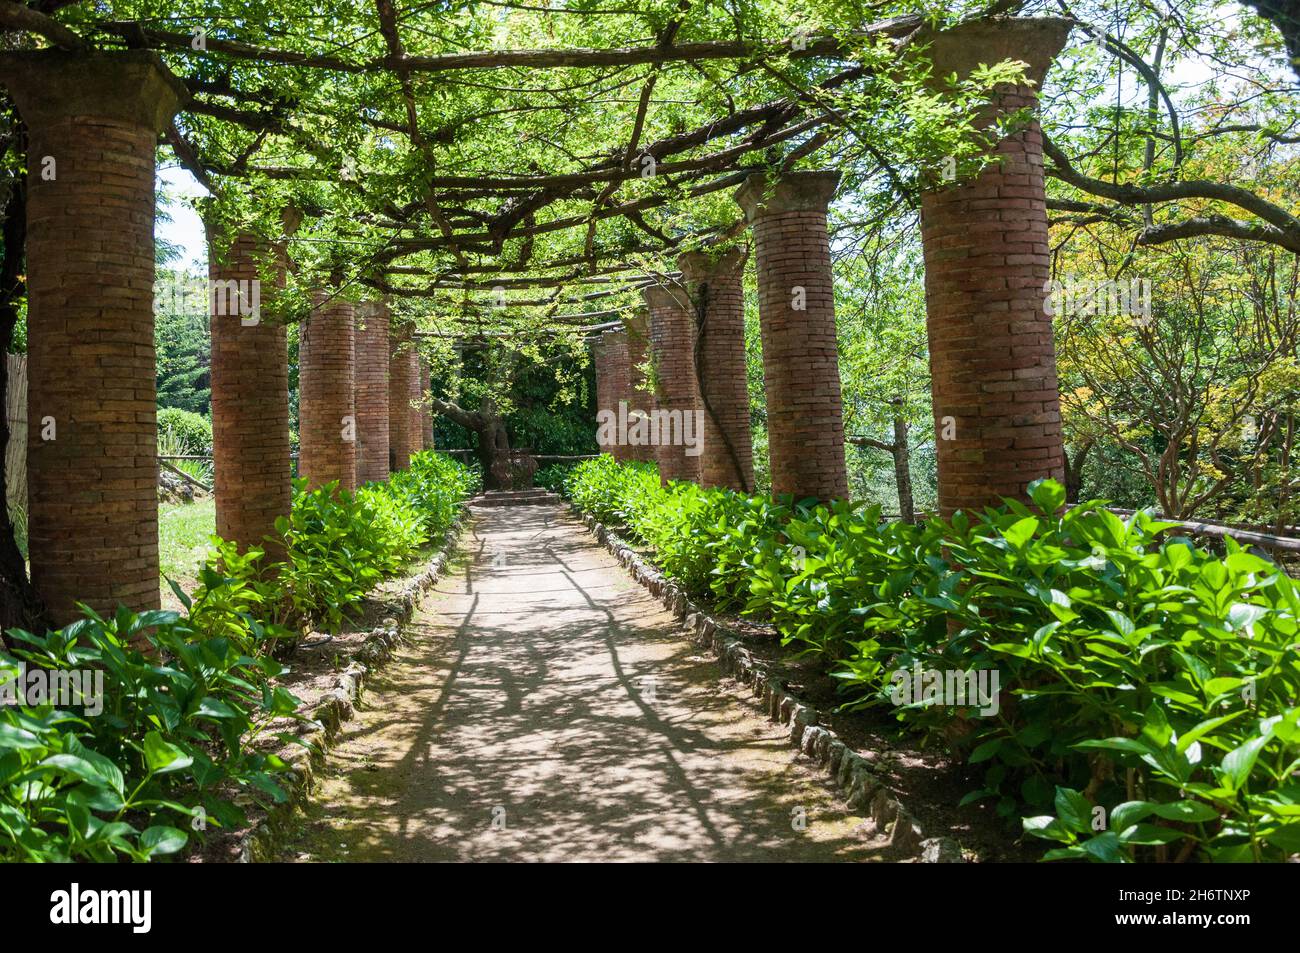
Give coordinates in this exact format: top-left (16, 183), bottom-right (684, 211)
top-left (419, 358), bottom-right (435, 448)
top-left (389, 321), bottom-right (415, 472)
top-left (623, 308), bottom-right (657, 463)
top-left (917, 18), bottom-right (1071, 516)
top-left (734, 171), bottom-right (847, 503)
top-left (354, 300), bottom-right (390, 484)
top-left (209, 231), bottom-right (291, 558)
top-left (407, 350), bottom-right (425, 456)
top-left (679, 247), bottom-right (755, 492)
top-left (0, 51), bottom-right (184, 623)
top-left (300, 291), bottom-right (356, 492)
top-left (593, 330), bottom-right (632, 460)
top-left (644, 285), bottom-right (701, 485)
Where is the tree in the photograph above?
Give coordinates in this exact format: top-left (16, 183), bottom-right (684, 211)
top-left (1056, 240), bottom-right (1300, 519)
top-left (428, 395), bottom-right (513, 491)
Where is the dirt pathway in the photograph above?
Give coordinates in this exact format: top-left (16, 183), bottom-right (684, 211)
top-left (281, 504), bottom-right (887, 862)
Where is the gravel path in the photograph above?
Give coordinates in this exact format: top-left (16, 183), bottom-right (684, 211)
top-left (282, 504), bottom-right (886, 862)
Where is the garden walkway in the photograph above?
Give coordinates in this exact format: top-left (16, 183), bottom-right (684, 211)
top-left (283, 503), bottom-right (885, 862)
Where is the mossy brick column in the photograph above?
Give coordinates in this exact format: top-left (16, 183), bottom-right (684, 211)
top-left (300, 291), bottom-right (356, 492)
top-left (209, 232), bottom-right (291, 557)
top-left (388, 321), bottom-right (415, 472)
top-left (917, 18), bottom-right (1072, 516)
top-left (419, 358), bottom-right (435, 449)
top-left (0, 50), bottom-right (184, 623)
top-left (734, 171), bottom-right (848, 503)
top-left (679, 248), bottom-right (755, 492)
top-left (644, 285), bottom-right (701, 485)
top-left (623, 308), bottom-right (657, 463)
top-left (408, 350), bottom-right (425, 455)
top-left (354, 301), bottom-right (391, 484)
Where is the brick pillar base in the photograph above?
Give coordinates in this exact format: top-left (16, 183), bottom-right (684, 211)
top-left (735, 171), bottom-right (848, 503)
top-left (623, 309), bottom-right (657, 463)
top-left (645, 285), bottom-right (701, 485)
top-left (680, 248), bottom-right (755, 492)
top-left (1, 50), bottom-right (183, 623)
top-left (917, 19), bottom-right (1071, 516)
top-left (355, 301), bottom-right (390, 484)
top-left (300, 292), bottom-right (356, 492)
top-left (388, 321), bottom-right (415, 472)
top-left (210, 232), bottom-right (291, 557)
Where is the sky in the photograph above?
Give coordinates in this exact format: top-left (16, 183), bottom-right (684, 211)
top-left (157, 164), bottom-right (209, 272)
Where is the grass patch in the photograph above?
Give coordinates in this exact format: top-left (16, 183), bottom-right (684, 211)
top-left (159, 496), bottom-right (216, 584)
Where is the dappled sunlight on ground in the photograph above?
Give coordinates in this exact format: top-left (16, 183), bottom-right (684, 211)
top-left (283, 504), bottom-right (886, 862)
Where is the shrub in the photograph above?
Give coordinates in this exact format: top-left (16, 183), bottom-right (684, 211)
top-left (156, 407), bottom-right (212, 455)
top-left (0, 602), bottom-right (300, 862)
top-left (192, 451), bottom-right (477, 635)
top-left (536, 461), bottom-right (578, 493)
top-left (564, 457), bottom-right (1300, 862)
top-left (0, 452), bottom-right (476, 862)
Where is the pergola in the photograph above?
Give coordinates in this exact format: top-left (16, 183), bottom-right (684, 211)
top-left (0, 7), bottom-right (1072, 625)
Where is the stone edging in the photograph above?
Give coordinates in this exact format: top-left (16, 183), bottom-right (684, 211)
top-left (236, 513), bottom-right (467, 863)
top-left (574, 507), bottom-right (964, 863)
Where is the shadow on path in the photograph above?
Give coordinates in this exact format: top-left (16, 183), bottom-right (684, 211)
top-left (281, 504), bottom-right (887, 862)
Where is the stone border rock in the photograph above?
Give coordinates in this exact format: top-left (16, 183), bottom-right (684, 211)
top-left (236, 514), bottom-right (466, 863)
top-left (575, 508), bottom-right (964, 864)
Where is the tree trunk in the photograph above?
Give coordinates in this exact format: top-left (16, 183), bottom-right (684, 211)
top-left (891, 413), bottom-right (915, 523)
top-left (1064, 439), bottom-right (1094, 504)
top-left (0, 144), bottom-right (46, 638)
top-left (428, 395), bottom-right (513, 490)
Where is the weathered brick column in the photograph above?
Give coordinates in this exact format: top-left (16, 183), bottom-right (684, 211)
top-left (593, 329), bottom-right (632, 460)
top-left (679, 247), bottom-right (755, 492)
top-left (388, 321), bottom-right (415, 472)
top-left (408, 350), bottom-right (425, 456)
top-left (419, 358), bottom-right (435, 448)
top-left (623, 308), bottom-right (657, 463)
top-left (644, 285), bottom-right (701, 485)
top-left (209, 231), bottom-right (291, 557)
top-left (300, 291), bottom-right (356, 492)
top-left (354, 300), bottom-right (390, 484)
top-left (734, 171), bottom-right (848, 503)
top-left (0, 50), bottom-right (184, 623)
top-left (917, 18), bottom-right (1071, 516)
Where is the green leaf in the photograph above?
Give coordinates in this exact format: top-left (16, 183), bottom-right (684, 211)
top-left (1118, 824), bottom-right (1187, 846)
top-left (1002, 517), bottom-right (1039, 548)
top-left (1109, 801), bottom-right (1155, 832)
top-left (1150, 800), bottom-right (1219, 823)
top-left (1054, 786), bottom-right (1092, 832)
top-left (1219, 736), bottom-right (1269, 792)
top-left (1080, 832), bottom-right (1125, 863)
top-left (143, 731), bottom-right (194, 774)
top-left (140, 825), bottom-right (188, 856)
top-left (1028, 479), bottom-right (1066, 514)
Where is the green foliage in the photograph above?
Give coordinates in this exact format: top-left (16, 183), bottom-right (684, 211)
top-left (534, 462), bottom-right (578, 492)
top-left (0, 451), bottom-right (474, 862)
top-left (154, 280), bottom-right (211, 415)
top-left (158, 498), bottom-right (216, 582)
top-left (0, 603), bottom-right (300, 862)
top-left (566, 458), bottom-right (1300, 862)
top-left (562, 455), bottom-right (661, 526)
top-left (196, 451), bottom-right (474, 636)
top-left (157, 407), bottom-right (213, 455)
